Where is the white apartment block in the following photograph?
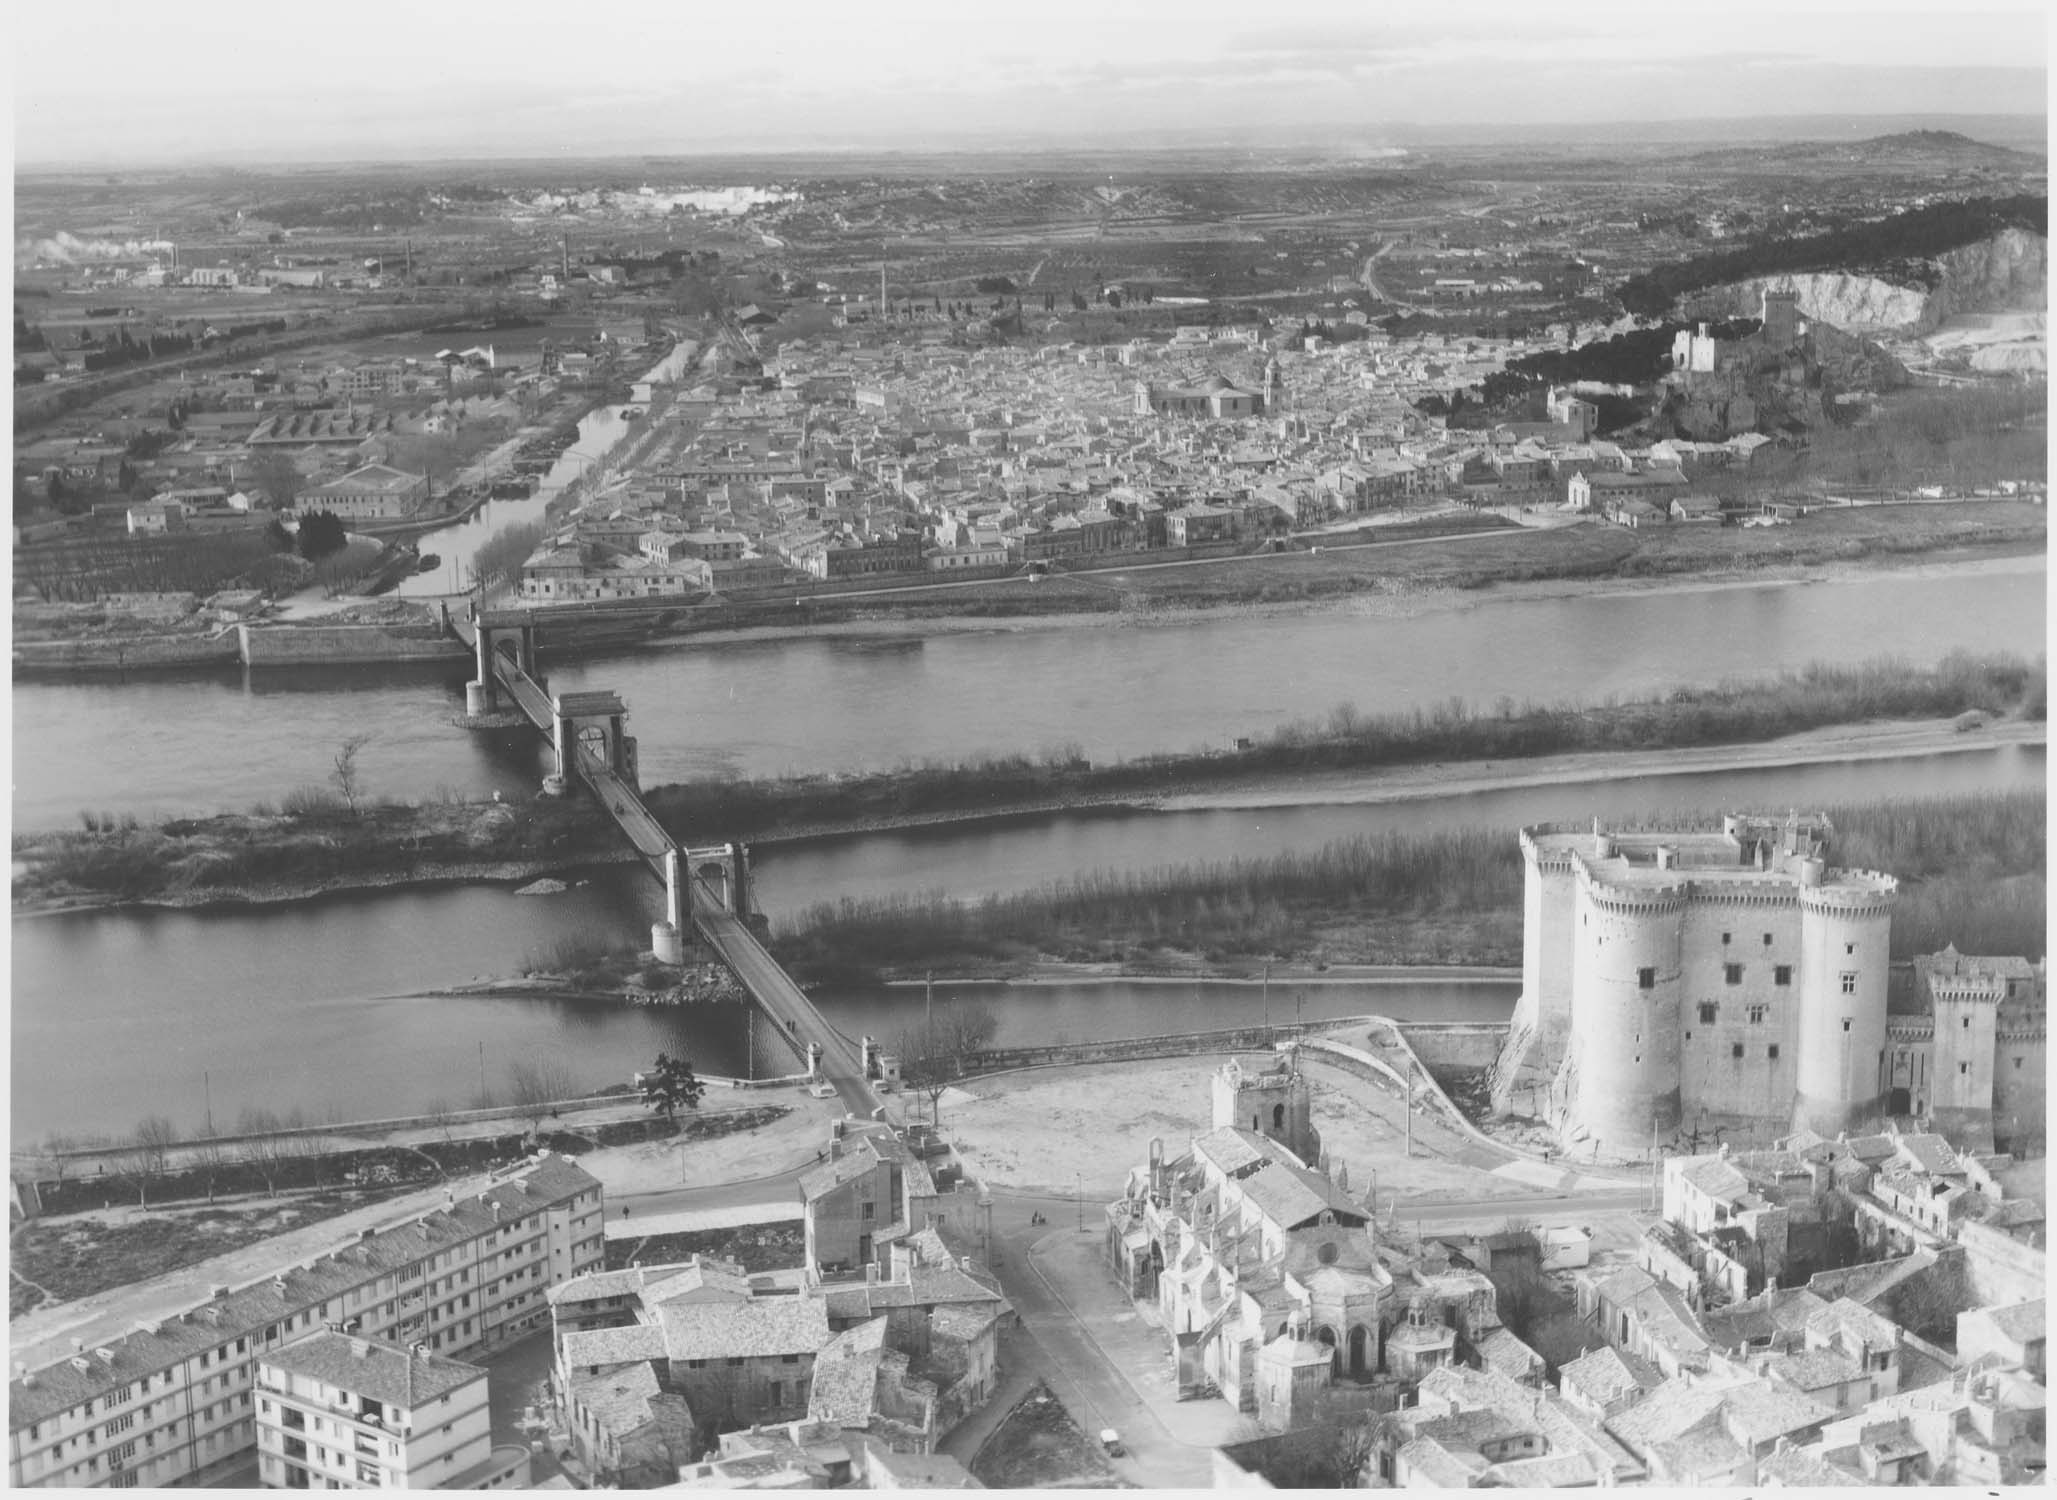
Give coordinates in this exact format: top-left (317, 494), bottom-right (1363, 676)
top-left (8, 1154), bottom-right (603, 1489)
top-left (255, 1330), bottom-right (525, 1490)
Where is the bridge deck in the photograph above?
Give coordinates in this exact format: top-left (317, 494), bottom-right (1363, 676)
top-left (485, 648), bottom-right (880, 1116)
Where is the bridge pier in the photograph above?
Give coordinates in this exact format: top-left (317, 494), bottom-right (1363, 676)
top-left (651, 847), bottom-right (688, 965)
top-left (467, 612), bottom-right (499, 717)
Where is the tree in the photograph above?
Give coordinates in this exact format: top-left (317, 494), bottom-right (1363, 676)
top-left (118, 1116), bottom-right (179, 1206)
top-left (296, 509), bottom-right (348, 560)
top-left (331, 734), bottom-right (373, 815)
top-left (250, 448), bottom-right (305, 510)
top-left (236, 1107), bottom-right (307, 1197)
top-left (641, 1052), bottom-right (705, 1122)
top-left (893, 1002), bottom-right (997, 1126)
top-left (507, 1058), bottom-right (579, 1132)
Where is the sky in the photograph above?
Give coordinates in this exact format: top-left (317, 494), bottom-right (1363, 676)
top-left (11, 0), bottom-right (2051, 166)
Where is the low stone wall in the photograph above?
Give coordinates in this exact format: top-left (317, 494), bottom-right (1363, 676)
top-left (238, 623), bottom-right (470, 666)
top-left (963, 1019), bottom-right (1353, 1076)
top-left (1394, 1023), bottom-right (1509, 1075)
top-left (14, 633), bottom-right (240, 672)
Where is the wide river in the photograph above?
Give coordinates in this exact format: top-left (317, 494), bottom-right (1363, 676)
top-left (11, 557), bottom-right (2046, 831)
top-left (12, 741), bottom-right (2042, 1141)
top-left (9, 558), bottom-right (2046, 1140)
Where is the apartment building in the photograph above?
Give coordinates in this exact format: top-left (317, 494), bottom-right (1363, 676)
top-left (7, 1154), bottom-right (602, 1490)
top-left (254, 1330), bottom-right (527, 1490)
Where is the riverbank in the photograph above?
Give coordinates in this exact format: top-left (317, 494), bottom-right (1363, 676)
top-left (768, 787), bottom-right (2046, 985)
top-left (643, 652), bottom-right (2046, 845)
top-left (10, 799), bottom-right (628, 917)
top-left (15, 709), bottom-right (2042, 918)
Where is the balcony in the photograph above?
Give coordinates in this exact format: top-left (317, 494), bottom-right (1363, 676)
top-left (280, 1409), bottom-right (306, 1433)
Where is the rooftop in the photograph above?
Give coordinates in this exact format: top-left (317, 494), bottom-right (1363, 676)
top-left (262, 1330), bottom-right (483, 1410)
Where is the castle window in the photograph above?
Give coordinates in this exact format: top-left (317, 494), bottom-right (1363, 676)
top-left (1638, 968), bottom-right (1655, 990)
top-left (1960, 1063), bottom-right (1970, 1075)
top-left (2015, 1057), bottom-right (2024, 1070)
top-left (1722, 932), bottom-right (1732, 945)
top-left (1775, 965), bottom-right (1792, 986)
top-left (1732, 1044), bottom-right (1745, 1059)
top-left (1763, 933), bottom-right (1773, 946)
top-left (1842, 1018), bottom-right (1852, 1032)
top-left (1769, 1044), bottom-right (1780, 1060)
top-left (1963, 1017), bottom-right (1972, 1029)
top-left (1841, 972), bottom-right (1857, 994)
top-left (1748, 1005), bottom-right (1766, 1024)
top-left (1699, 1003), bottom-right (1717, 1024)
top-left (1846, 943), bottom-right (1856, 955)
top-left (1725, 964), bottom-right (1743, 985)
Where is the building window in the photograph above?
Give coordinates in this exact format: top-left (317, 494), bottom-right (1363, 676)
top-left (1725, 964), bottom-right (1743, 985)
top-left (1747, 1005), bottom-right (1766, 1024)
top-left (1769, 1044), bottom-right (1780, 1060)
top-left (1963, 1017), bottom-right (1972, 1029)
top-left (726, 1358), bottom-right (744, 1368)
top-left (1763, 933), bottom-right (1773, 946)
top-left (860, 1202), bottom-right (875, 1220)
top-left (2015, 1057), bottom-right (2024, 1070)
top-left (1722, 932), bottom-right (1732, 945)
top-left (1638, 968), bottom-right (1655, 990)
top-left (1699, 1003), bottom-right (1717, 1024)
top-left (1842, 1018), bottom-right (1852, 1032)
top-left (1960, 1063), bottom-right (1970, 1075)
top-left (1775, 965), bottom-right (1792, 986)
top-left (1732, 1044), bottom-right (1745, 1059)
top-left (1841, 972), bottom-right (1857, 994)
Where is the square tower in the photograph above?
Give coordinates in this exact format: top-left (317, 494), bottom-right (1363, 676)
top-left (1212, 1054), bottom-right (1321, 1166)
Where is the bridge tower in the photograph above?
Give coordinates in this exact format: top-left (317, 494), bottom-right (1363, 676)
top-left (466, 608), bottom-right (540, 719)
top-left (546, 691), bottom-right (634, 796)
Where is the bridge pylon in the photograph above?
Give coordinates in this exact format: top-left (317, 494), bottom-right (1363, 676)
top-left (652, 846), bottom-right (688, 965)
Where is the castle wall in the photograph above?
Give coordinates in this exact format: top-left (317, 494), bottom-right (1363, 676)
top-left (1791, 880), bottom-right (1896, 1135)
top-left (1676, 896), bottom-right (1804, 1135)
top-left (1564, 874), bottom-right (1685, 1148)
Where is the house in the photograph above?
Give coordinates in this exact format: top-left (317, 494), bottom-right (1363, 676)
top-left (1671, 494), bottom-right (1725, 524)
top-left (1166, 503), bottom-right (1237, 547)
top-left (560, 1359), bottom-right (696, 1486)
top-left (798, 1129), bottom-right (939, 1278)
top-left (298, 464), bottom-right (429, 522)
top-left (255, 1330), bottom-right (529, 1490)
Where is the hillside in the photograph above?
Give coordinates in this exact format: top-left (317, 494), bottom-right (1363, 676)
top-left (1673, 129), bottom-right (2044, 174)
top-left (1617, 195), bottom-right (2047, 318)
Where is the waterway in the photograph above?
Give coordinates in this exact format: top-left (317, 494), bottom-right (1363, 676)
top-left (394, 337), bottom-right (701, 597)
top-left (11, 558), bottom-right (2044, 831)
top-left (12, 745), bottom-right (2039, 1141)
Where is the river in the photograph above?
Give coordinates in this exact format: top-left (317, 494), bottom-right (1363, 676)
top-left (12, 744), bottom-right (2040, 1141)
top-left (11, 558), bottom-right (2045, 831)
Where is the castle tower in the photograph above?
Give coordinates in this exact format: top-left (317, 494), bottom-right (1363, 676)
top-left (1489, 830), bottom-right (1581, 1115)
top-left (1761, 288), bottom-right (1800, 350)
top-left (1212, 1056), bottom-right (1320, 1166)
top-left (1561, 846), bottom-right (1688, 1151)
top-left (1790, 863), bottom-right (1897, 1137)
top-left (1133, 380), bottom-right (1154, 417)
top-left (1929, 964), bottom-right (2001, 1151)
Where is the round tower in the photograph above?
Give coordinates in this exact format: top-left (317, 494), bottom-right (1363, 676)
top-left (1566, 867), bottom-right (1687, 1152)
top-left (1791, 866), bottom-right (1897, 1136)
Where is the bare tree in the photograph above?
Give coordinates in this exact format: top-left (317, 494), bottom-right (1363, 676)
top-left (422, 1098), bottom-right (457, 1142)
top-left (236, 1107), bottom-right (305, 1197)
top-left (248, 447), bottom-right (305, 510)
top-left (893, 1003), bottom-right (998, 1127)
top-left (332, 734), bottom-right (373, 815)
top-left (507, 1059), bottom-right (579, 1132)
top-left (118, 1116), bottom-right (180, 1206)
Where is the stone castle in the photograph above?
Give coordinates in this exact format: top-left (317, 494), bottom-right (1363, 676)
top-left (1488, 814), bottom-right (2044, 1159)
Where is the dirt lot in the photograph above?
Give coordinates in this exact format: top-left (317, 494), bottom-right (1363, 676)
top-left (945, 1053), bottom-right (1535, 1206)
top-left (970, 1381), bottom-right (1119, 1489)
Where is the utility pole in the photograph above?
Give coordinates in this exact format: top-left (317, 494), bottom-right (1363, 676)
top-left (1076, 1172), bottom-right (1083, 1233)
top-left (1404, 1080), bottom-right (1413, 1158)
top-left (203, 1071), bottom-right (213, 1137)
top-left (1262, 963), bottom-right (1270, 1033)
top-left (478, 1040), bottom-right (486, 1102)
top-left (925, 971), bottom-right (934, 1036)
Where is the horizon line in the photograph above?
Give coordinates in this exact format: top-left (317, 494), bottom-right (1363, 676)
top-left (16, 110), bottom-right (2050, 174)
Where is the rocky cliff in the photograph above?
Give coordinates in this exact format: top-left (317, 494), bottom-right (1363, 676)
top-left (1688, 228), bottom-right (2047, 337)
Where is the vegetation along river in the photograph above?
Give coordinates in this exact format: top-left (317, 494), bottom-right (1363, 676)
top-left (11, 558), bottom-right (2045, 831)
top-left (13, 745), bottom-right (2041, 1142)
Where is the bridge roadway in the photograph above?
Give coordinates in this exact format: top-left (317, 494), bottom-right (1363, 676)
top-left (484, 647), bottom-right (881, 1118)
